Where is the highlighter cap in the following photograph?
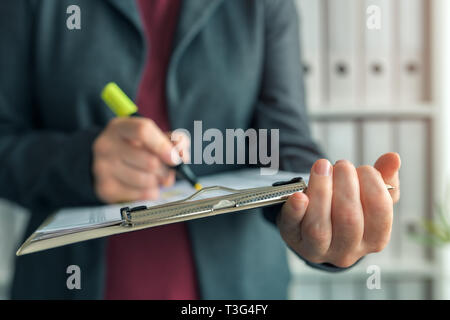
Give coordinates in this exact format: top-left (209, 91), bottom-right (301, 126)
top-left (101, 82), bottom-right (138, 117)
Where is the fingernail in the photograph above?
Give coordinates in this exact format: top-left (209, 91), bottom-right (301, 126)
top-left (314, 159), bottom-right (332, 176)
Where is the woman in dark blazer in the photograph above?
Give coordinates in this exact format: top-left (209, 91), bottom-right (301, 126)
top-left (0, 0), bottom-right (400, 299)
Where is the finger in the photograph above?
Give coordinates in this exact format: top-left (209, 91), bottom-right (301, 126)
top-left (119, 140), bottom-right (165, 172)
top-left (357, 165), bottom-right (393, 253)
top-left (119, 141), bottom-right (180, 187)
top-left (160, 170), bottom-right (176, 187)
top-left (278, 192), bottom-right (309, 248)
top-left (118, 140), bottom-right (173, 184)
top-left (299, 159), bottom-right (333, 258)
top-left (167, 131), bottom-right (191, 163)
top-left (113, 118), bottom-right (181, 166)
top-left (96, 177), bottom-right (159, 203)
top-left (374, 152), bottom-right (401, 203)
top-left (328, 160), bottom-right (364, 264)
top-left (112, 160), bottom-right (159, 190)
top-left (154, 166), bottom-right (176, 187)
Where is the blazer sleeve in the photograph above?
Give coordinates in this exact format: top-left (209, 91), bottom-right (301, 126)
top-left (253, 0), bottom-right (324, 172)
top-left (255, 0), bottom-right (358, 272)
top-left (0, 2), bottom-right (103, 213)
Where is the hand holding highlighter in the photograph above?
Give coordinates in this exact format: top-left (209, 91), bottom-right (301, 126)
top-left (101, 82), bottom-right (202, 191)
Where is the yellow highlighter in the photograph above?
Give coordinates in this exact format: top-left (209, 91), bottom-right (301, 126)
top-left (101, 82), bottom-right (203, 191)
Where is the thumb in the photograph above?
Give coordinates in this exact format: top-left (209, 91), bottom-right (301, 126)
top-left (277, 192), bottom-right (309, 247)
top-left (167, 131), bottom-right (191, 163)
top-left (374, 152), bottom-right (401, 203)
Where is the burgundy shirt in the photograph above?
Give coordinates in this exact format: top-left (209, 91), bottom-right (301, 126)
top-left (104, 0), bottom-right (199, 300)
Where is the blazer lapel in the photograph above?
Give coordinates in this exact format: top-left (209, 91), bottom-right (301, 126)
top-left (167, 0), bottom-right (224, 111)
top-left (172, 0), bottom-right (223, 52)
top-left (105, 0), bottom-right (144, 36)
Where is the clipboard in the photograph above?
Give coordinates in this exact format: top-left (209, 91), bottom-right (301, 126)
top-left (16, 177), bottom-right (307, 256)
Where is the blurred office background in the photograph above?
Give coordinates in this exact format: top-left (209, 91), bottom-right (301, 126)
top-left (289, 0), bottom-right (450, 299)
top-left (2, 0), bottom-right (450, 299)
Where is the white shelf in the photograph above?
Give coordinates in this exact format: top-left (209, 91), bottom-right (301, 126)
top-left (289, 259), bottom-right (437, 281)
top-left (288, 250), bottom-right (437, 280)
top-left (287, 0), bottom-right (450, 299)
top-left (308, 105), bottom-right (435, 121)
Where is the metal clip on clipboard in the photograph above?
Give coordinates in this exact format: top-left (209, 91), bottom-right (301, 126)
top-left (120, 177), bottom-right (308, 228)
top-left (15, 174), bottom-right (396, 256)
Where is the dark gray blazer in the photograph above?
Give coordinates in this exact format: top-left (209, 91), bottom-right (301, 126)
top-left (0, 0), bottom-right (327, 299)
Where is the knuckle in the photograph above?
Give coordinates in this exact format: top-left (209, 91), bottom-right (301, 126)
top-left (332, 255), bottom-right (358, 269)
top-left (304, 224), bottom-right (325, 241)
top-left (366, 195), bottom-right (393, 215)
top-left (303, 222), bottom-right (330, 247)
top-left (334, 206), bottom-right (361, 226)
top-left (146, 157), bottom-right (160, 171)
top-left (135, 121), bottom-right (149, 139)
